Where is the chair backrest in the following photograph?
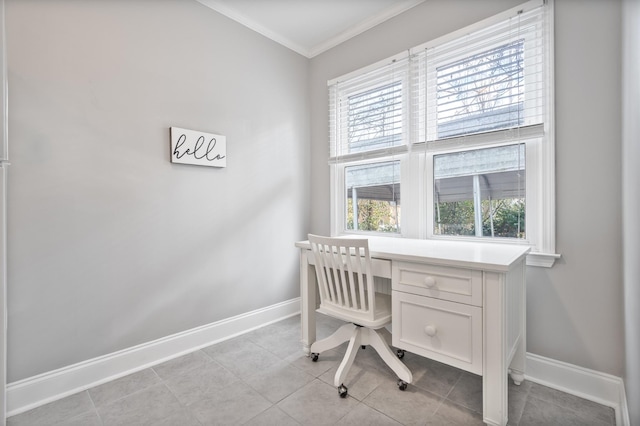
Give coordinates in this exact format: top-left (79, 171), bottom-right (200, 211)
top-left (308, 234), bottom-right (376, 322)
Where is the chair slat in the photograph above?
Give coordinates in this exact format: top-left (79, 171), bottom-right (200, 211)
top-left (314, 242), bottom-right (333, 304)
top-left (343, 250), bottom-right (358, 310)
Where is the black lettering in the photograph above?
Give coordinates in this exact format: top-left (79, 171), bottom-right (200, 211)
top-left (173, 133), bottom-right (225, 162)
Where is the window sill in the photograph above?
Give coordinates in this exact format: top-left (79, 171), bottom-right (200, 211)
top-left (526, 252), bottom-right (561, 268)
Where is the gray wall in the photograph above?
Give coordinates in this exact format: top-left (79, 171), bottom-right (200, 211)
top-left (623, 0), bottom-right (640, 423)
top-left (310, 0), bottom-right (624, 378)
top-left (6, 0), bottom-right (309, 382)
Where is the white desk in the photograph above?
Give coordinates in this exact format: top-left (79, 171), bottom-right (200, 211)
top-left (296, 236), bottom-right (530, 426)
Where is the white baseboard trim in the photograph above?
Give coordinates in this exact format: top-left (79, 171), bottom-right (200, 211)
top-left (525, 352), bottom-right (629, 426)
top-left (6, 298), bottom-right (301, 417)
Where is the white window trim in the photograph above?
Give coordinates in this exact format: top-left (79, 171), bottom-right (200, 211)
top-left (329, 0), bottom-right (559, 267)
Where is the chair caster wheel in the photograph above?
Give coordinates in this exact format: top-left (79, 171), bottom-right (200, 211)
top-left (396, 349), bottom-right (405, 359)
top-left (361, 345), bottom-right (366, 350)
top-left (311, 353), bottom-right (319, 362)
top-left (338, 384), bottom-right (348, 398)
top-left (397, 379), bottom-right (408, 391)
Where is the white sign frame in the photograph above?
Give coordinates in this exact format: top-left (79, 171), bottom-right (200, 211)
top-left (170, 127), bottom-right (226, 168)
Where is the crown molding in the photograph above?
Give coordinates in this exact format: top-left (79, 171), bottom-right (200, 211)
top-left (196, 0), bottom-right (425, 58)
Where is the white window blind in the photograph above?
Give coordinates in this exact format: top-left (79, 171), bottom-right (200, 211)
top-left (329, 55), bottom-right (409, 163)
top-left (418, 4), bottom-right (546, 147)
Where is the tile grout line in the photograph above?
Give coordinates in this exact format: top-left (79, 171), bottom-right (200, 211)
top-left (84, 389), bottom-right (105, 426)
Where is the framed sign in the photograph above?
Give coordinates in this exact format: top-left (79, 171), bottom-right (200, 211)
top-left (170, 127), bottom-right (226, 168)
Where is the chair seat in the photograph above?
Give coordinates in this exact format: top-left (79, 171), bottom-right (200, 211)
top-left (317, 292), bottom-right (392, 329)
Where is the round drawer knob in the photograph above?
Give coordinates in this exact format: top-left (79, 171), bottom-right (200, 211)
top-left (424, 276), bottom-right (436, 288)
top-left (424, 325), bottom-right (437, 337)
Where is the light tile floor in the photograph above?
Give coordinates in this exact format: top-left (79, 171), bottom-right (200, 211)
top-left (8, 314), bottom-right (617, 426)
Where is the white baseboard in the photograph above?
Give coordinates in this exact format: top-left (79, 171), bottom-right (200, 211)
top-left (6, 298), bottom-right (301, 417)
top-left (525, 352), bottom-right (629, 426)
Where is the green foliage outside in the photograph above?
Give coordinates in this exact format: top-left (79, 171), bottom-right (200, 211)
top-left (345, 196), bottom-right (523, 238)
top-left (347, 199), bottom-right (399, 233)
top-left (435, 198), bottom-right (525, 238)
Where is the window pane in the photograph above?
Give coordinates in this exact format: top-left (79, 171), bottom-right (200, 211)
top-left (347, 82), bottom-right (403, 153)
top-left (434, 144), bottom-right (525, 239)
top-left (346, 161), bottom-right (400, 233)
top-left (436, 40), bottom-right (524, 139)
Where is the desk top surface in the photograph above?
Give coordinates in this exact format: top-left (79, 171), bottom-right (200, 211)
top-left (296, 236), bottom-right (530, 272)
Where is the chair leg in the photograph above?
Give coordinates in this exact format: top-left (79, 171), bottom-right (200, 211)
top-left (310, 323), bottom-right (356, 355)
top-left (334, 326), bottom-right (362, 387)
top-left (378, 326), bottom-right (393, 346)
top-left (364, 328), bottom-right (413, 384)
top-left (377, 326), bottom-right (405, 358)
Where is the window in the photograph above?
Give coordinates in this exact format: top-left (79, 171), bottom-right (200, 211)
top-left (434, 144), bottom-right (525, 239)
top-left (346, 161), bottom-right (401, 233)
top-left (329, 0), bottom-right (556, 266)
top-left (329, 54), bottom-right (408, 235)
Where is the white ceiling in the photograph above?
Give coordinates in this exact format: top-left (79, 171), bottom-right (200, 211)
top-left (195, 0), bottom-right (426, 58)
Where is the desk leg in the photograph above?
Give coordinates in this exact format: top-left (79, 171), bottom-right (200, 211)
top-left (509, 339), bottom-right (526, 386)
top-left (483, 272), bottom-right (508, 426)
top-left (509, 261), bottom-right (527, 386)
top-left (300, 250), bottom-right (316, 355)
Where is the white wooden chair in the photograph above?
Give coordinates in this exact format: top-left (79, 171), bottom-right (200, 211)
top-left (308, 234), bottom-right (412, 397)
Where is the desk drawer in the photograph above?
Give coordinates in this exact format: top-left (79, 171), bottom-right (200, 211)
top-left (392, 291), bottom-right (482, 375)
top-left (392, 262), bottom-right (482, 306)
